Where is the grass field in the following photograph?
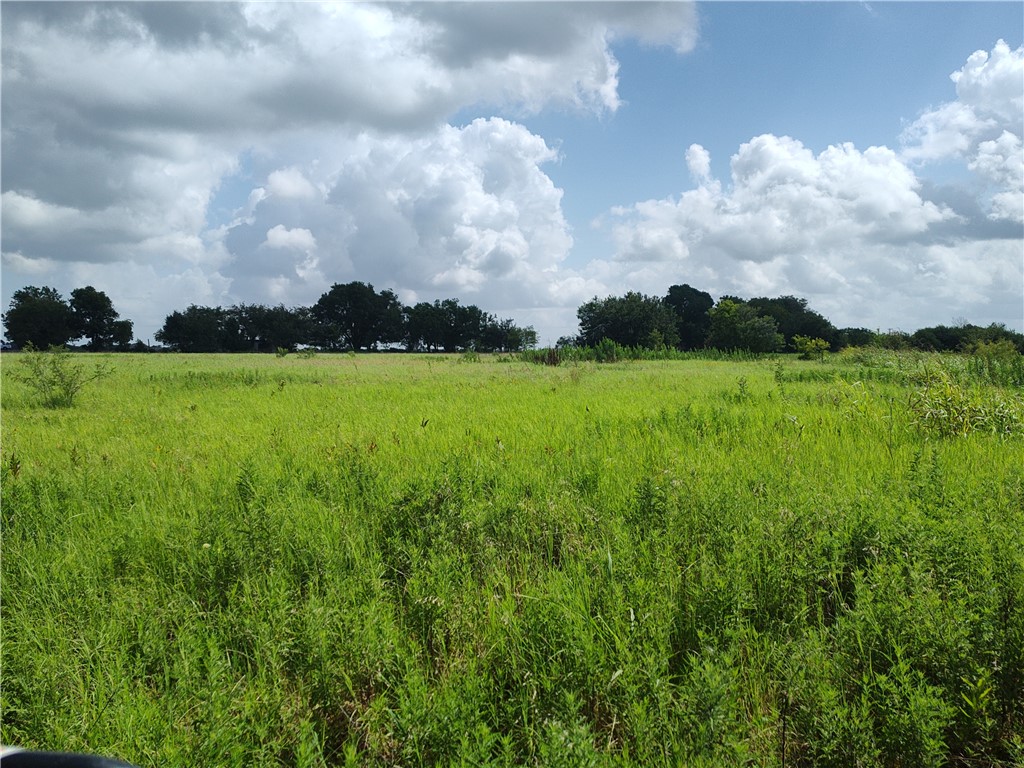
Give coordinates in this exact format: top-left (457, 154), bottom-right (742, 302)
top-left (2, 350), bottom-right (1022, 766)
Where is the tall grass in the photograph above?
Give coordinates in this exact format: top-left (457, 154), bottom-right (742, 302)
top-left (2, 352), bottom-right (1022, 766)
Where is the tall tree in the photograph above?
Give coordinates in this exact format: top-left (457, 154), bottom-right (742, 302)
top-left (664, 284), bottom-right (713, 350)
top-left (706, 299), bottom-right (784, 352)
top-left (70, 286), bottom-right (132, 351)
top-left (405, 301), bottom-right (446, 351)
top-left (312, 282), bottom-right (403, 351)
top-left (110, 320), bottom-right (134, 349)
top-left (439, 299), bottom-right (486, 351)
top-left (837, 328), bottom-right (875, 348)
top-left (747, 295), bottom-right (836, 350)
top-left (577, 292), bottom-right (680, 349)
top-left (2, 286), bottom-right (76, 348)
top-left (155, 305), bottom-right (228, 352)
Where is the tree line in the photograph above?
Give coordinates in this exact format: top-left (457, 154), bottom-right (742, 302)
top-left (567, 284), bottom-right (1024, 354)
top-left (153, 282), bottom-right (539, 353)
top-left (4, 281), bottom-right (1021, 355)
top-left (1, 286), bottom-right (133, 351)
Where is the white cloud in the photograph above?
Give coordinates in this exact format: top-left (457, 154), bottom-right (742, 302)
top-left (613, 135), bottom-right (953, 263)
top-left (266, 168), bottom-right (320, 200)
top-left (2, 6), bottom-right (1019, 344)
top-left (221, 118), bottom-right (574, 315)
top-left (952, 40), bottom-right (1024, 129)
top-left (263, 225), bottom-right (316, 252)
top-left (587, 41), bottom-right (1022, 334)
top-left (969, 131), bottom-right (1024, 223)
top-left (902, 40), bottom-right (1023, 223)
top-left (601, 132), bottom-right (1023, 331)
top-left (685, 144), bottom-right (712, 185)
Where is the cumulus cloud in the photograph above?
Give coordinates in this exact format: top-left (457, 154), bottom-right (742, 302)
top-left (586, 40), bottom-right (1022, 334)
top-left (263, 225), bottom-right (316, 252)
top-left (2, 5), bottom-right (1019, 343)
top-left (223, 118), bottom-right (574, 312)
top-left (902, 40), bottom-right (1023, 223)
top-left (685, 144), bottom-right (712, 185)
top-left (604, 129), bottom-right (1021, 331)
top-left (614, 135), bottom-right (954, 262)
top-left (266, 168), bottom-right (320, 201)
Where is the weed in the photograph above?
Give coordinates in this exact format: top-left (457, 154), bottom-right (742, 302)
top-left (909, 367), bottom-right (1024, 437)
top-left (11, 344), bottom-right (110, 408)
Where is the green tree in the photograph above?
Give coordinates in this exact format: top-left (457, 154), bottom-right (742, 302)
top-left (577, 292), bottom-right (680, 349)
top-left (910, 323), bottom-right (1024, 354)
top-left (478, 316), bottom-right (537, 352)
top-left (439, 299), bottom-right (485, 352)
top-left (837, 327), bottom-right (876, 348)
top-left (222, 304), bottom-right (312, 352)
top-left (110, 319), bottom-right (134, 349)
top-left (312, 282), bottom-right (404, 351)
top-left (70, 286), bottom-right (132, 351)
top-left (707, 299), bottom-right (783, 352)
top-left (2, 286), bottom-right (76, 349)
top-left (155, 305), bottom-right (228, 352)
top-left (664, 283), bottom-right (714, 350)
top-left (405, 301), bottom-right (447, 351)
top-left (747, 295), bottom-right (836, 350)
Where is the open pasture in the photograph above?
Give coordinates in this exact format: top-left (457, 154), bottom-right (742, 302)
top-left (2, 352), bottom-right (1023, 766)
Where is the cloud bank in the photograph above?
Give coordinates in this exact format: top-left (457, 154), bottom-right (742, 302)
top-left (1, 1), bottom-right (697, 339)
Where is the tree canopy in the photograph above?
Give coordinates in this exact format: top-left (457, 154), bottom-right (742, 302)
top-left (151, 288), bottom-right (537, 354)
top-left (312, 282), bottom-right (404, 351)
top-left (707, 299), bottom-right (785, 353)
top-left (2, 286), bottom-right (76, 348)
top-left (577, 292), bottom-right (680, 349)
top-left (3, 285), bottom-right (132, 350)
top-left (70, 286), bottom-right (133, 351)
top-left (747, 295), bottom-right (836, 350)
top-left (664, 284), bottom-right (713, 351)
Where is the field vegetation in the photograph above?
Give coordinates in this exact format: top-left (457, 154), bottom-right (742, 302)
top-left (2, 349), bottom-right (1022, 766)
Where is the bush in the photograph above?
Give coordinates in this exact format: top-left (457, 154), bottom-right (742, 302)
top-left (12, 344), bottom-right (110, 408)
top-left (909, 367), bottom-right (1024, 437)
top-left (793, 335), bottom-right (830, 361)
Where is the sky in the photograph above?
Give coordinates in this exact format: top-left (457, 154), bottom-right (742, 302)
top-left (2, 1), bottom-right (1022, 346)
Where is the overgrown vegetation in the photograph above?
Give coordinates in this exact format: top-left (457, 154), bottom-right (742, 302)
top-left (2, 351), bottom-right (1022, 766)
top-left (8, 344), bottom-right (111, 408)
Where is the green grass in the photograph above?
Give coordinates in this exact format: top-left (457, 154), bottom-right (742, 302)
top-left (2, 352), bottom-right (1023, 766)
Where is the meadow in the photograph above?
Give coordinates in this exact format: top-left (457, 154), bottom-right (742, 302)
top-left (2, 350), bottom-right (1022, 766)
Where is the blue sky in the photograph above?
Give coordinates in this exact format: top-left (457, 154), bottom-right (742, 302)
top-left (520, 2), bottom-right (1023, 276)
top-left (3, 2), bottom-right (1022, 344)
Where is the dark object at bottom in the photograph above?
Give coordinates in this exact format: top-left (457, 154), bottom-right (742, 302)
top-left (0, 750), bottom-right (137, 767)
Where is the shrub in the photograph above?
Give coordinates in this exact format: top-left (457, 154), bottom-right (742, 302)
top-left (793, 335), bottom-right (830, 361)
top-left (12, 344), bottom-right (110, 408)
top-left (909, 367), bottom-right (1024, 437)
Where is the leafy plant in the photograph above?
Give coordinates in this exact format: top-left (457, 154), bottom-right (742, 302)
top-left (909, 367), bottom-right (1023, 437)
top-left (793, 335), bottom-right (830, 361)
top-left (12, 344), bottom-right (110, 408)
